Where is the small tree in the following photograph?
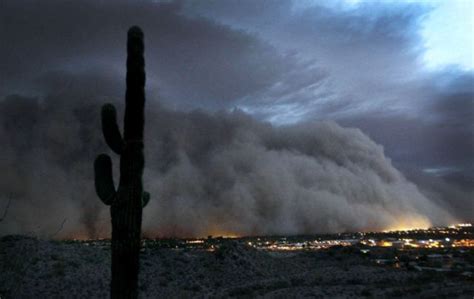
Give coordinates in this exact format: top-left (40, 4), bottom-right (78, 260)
top-left (94, 26), bottom-right (149, 299)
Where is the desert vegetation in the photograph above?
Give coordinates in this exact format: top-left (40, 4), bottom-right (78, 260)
top-left (94, 26), bottom-right (149, 298)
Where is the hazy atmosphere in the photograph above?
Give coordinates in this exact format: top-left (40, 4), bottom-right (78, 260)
top-left (0, 0), bottom-right (472, 238)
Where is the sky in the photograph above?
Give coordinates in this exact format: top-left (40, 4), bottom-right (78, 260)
top-left (328, 0), bottom-right (473, 70)
top-left (420, 0), bottom-right (473, 70)
top-left (0, 0), bottom-right (472, 237)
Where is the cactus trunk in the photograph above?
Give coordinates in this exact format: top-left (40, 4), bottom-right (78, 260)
top-left (94, 26), bottom-right (148, 299)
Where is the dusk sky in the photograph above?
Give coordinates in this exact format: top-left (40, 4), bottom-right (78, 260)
top-left (0, 0), bottom-right (472, 237)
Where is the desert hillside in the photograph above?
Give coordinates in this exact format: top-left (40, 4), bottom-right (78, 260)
top-left (1, 235), bottom-right (472, 298)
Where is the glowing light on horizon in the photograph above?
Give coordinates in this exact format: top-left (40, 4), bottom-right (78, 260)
top-left (382, 216), bottom-right (432, 233)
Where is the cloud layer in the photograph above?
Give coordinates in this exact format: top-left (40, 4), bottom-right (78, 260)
top-left (144, 108), bottom-right (454, 237)
top-left (0, 93), bottom-right (455, 238)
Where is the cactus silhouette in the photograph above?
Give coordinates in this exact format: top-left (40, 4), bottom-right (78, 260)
top-left (94, 26), bottom-right (149, 299)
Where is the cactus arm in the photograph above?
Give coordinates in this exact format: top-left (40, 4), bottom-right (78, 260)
top-left (142, 191), bottom-right (150, 208)
top-left (94, 154), bottom-right (117, 205)
top-left (102, 104), bottom-right (124, 155)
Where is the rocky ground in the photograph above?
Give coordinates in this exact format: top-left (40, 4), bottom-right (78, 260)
top-left (0, 235), bottom-right (473, 298)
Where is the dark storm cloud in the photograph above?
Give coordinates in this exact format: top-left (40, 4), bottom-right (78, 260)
top-left (0, 93), bottom-right (105, 237)
top-left (401, 167), bottom-right (473, 222)
top-left (340, 71), bottom-right (474, 174)
top-left (186, 0), bottom-right (473, 192)
top-left (0, 0), bottom-right (472, 237)
top-left (427, 71), bottom-right (474, 127)
top-left (184, 0), bottom-right (428, 117)
top-left (0, 0), bottom-right (289, 108)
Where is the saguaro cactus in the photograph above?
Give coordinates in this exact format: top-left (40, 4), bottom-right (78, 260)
top-left (94, 26), bottom-right (149, 299)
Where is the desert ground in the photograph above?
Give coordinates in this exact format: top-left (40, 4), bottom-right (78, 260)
top-left (0, 235), bottom-right (473, 298)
